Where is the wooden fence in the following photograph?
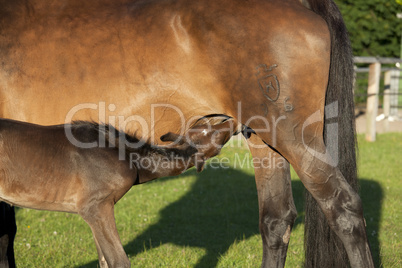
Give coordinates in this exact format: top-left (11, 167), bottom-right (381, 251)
top-left (354, 57), bottom-right (402, 142)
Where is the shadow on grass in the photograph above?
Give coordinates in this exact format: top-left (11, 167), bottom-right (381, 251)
top-left (78, 169), bottom-right (382, 267)
top-left (359, 179), bottom-right (383, 268)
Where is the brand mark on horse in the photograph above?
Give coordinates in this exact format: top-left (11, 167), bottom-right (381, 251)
top-left (284, 96), bottom-right (294, 112)
top-left (255, 64), bottom-right (280, 102)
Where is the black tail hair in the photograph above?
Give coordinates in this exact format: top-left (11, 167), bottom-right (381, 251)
top-left (303, 0), bottom-right (357, 267)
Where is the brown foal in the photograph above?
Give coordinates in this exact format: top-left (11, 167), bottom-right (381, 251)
top-left (0, 118), bottom-right (235, 268)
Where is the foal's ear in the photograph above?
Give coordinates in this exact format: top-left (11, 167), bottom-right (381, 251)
top-left (160, 132), bottom-right (185, 145)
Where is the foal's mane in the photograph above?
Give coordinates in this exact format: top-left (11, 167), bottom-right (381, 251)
top-left (71, 121), bottom-right (197, 159)
top-left (72, 120), bottom-right (142, 144)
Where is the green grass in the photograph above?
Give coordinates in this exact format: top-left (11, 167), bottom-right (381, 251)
top-left (14, 134), bottom-right (401, 267)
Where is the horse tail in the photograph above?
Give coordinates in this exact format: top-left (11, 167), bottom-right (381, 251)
top-left (302, 0), bottom-right (357, 267)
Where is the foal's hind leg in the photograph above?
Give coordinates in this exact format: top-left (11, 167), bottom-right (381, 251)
top-left (80, 201), bottom-right (130, 268)
top-left (246, 134), bottom-right (297, 268)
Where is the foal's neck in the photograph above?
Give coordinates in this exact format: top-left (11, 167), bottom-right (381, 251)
top-left (126, 141), bottom-right (198, 183)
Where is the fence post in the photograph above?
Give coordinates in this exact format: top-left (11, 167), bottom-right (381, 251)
top-left (365, 62), bottom-right (381, 142)
top-left (383, 71), bottom-right (391, 131)
top-left (390, 69), bottom-right (400, 119)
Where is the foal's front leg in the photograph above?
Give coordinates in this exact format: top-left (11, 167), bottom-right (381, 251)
top-left (246, 134), bottom-right (297, 268)
top-left (93, 235), bottom-right (108, 268)
top-left (80, 201), bottom-right (130, 268)
top-left (0, 202), bottom-right (16, 268)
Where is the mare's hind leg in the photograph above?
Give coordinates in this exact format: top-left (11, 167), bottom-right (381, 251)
top-left (276, 131), bottom-right (374, 267)
top-left (246, 134), bottom-right (297, 268)
top-left (80, 201), bottom-right (130, 268)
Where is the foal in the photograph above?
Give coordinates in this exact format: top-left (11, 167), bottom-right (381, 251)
top-left (0, 118), bottom-right (236, 267)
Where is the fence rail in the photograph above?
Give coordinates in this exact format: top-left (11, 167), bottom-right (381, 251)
top-left (353, 57), bottom-right (402, 142)
top-left (354, 56), bottom-right (402, 64)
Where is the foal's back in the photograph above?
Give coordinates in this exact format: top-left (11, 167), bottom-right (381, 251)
top-left (0, 119), bottom-right (135, 213)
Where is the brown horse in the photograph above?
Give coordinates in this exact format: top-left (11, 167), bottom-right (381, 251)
top-left (0, 0), bottom-right (374, 267)
top-left (0, 118), bottom-right (234, 267)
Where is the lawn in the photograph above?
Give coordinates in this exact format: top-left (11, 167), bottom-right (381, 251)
top-left (14, 133), bottom-right (401, 267)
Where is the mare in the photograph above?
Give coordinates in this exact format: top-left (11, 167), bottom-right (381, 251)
top-left (0, 0), bottom-right (374, 267)
top-left (0, 118), bottom-right (234, 267)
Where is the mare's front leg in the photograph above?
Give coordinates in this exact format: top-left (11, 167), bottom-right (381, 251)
top-left (246, 134), bottom-right (297, 268)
